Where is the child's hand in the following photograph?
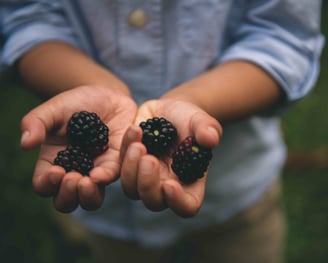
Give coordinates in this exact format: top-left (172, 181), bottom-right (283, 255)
top-left (120, 99), bottom-right (222, 217)
top-left (20, 86), bottom-right (137, 213)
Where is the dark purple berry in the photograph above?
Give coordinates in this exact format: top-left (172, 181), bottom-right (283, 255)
top-left (54, 145), bottom-right (94, 176)
top-left (140, 117), bottom-right (177, 157)
top-left (67, 111), bottom-right (109, 157)
top-left (171, 136), bottom-right (212, 184)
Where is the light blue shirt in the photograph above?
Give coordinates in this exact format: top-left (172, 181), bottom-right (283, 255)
top-left (0, 0), bottom-right (324, 247)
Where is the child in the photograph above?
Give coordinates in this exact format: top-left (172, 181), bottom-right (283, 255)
top-left (0, 1), bottom-right (324, 262)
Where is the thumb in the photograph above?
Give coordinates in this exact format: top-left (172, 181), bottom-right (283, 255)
top-left (190, 112), bottom-right (222, 148)
top-left (134, 100), bottom-right (158, 125)
top-left (20, 102), bottom-right (62, 150)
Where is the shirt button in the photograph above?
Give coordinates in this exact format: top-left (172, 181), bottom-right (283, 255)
top-left (128, 8), bottom-right (148, 28)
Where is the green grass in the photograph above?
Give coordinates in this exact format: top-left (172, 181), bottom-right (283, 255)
top-left (1, 4), bottom-right (328, 262)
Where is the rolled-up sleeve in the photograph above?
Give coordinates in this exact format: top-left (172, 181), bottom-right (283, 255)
top-left (218, 0), bottom-right (325, 102)
top-left (0, 0), bottom-right (81, 67)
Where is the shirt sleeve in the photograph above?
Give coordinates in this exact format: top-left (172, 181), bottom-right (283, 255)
top-left (218, 0), bottom-right (325, 102)
top-left (0, 0), bottom-right (81, 67)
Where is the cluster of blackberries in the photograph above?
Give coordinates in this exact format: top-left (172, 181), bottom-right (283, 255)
top-left (140, 117), bottom-right (212, 184)
top-left (140, 117), bottom-right (177, 157)
top-left (53, 113), bottom-right (212, 182)
top-left (54, 111), bottom-right (109, 175)
top-left (54, 145), bottom-right (94, 176)
top-left (171, 136), bottom-right (212, 184)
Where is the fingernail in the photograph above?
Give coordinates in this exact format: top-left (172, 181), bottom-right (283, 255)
top-left (50, 173), bottom-right (59, 185)
top-left (20, 131), bottom-right (30, 145)
top-left (80, 184), bottom-right (94, 197)
top-left (164, 184), bottom-right (174, 197)
top-left (139, 159), bottom-right (154, 175)
top-left (66, 179), bottom-right (76, 192)
top-left (208, 127), bottom-right (219, 140)
top-left (127, 126), bottom-right (138, 141)
top-left (128, 146), bottom-right (140, 161)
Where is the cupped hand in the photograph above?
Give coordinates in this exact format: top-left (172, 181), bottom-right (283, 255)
top-left (20, 85), bottom-right (137, 213)
top-left (120, 99), bottom-right (222, 217)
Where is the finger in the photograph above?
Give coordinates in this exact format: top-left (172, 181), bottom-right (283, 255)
top-left (88, 166), bottom-right (118, 185)
top-left (32, 162), bottom-right (65, 197)
top-left (20, 102), bottom-right (63, 150)
top-left (138, 155), bottom-right (167, 211)
top-left (89, 150), bottom-right (121, 185)
top-left (20, 114), bottom-right (48, 150)
top-left (190, 112), bottom-right (222, 148)
top-left (162, 177), bottom-right (206, 218)
top-left (78, 177), bottom-right (105, 211)
top-left (120, 125), bottom-right (143, 162)
top-left (121, 142), bottom-right (146, 199)
top-left (134, 100), bottom-right (157, 125)
top-left (53, 172), bottom-right (81, 213)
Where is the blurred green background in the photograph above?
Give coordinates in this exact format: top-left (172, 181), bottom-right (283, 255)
top-left (1, 4), bottom-right (328, 263)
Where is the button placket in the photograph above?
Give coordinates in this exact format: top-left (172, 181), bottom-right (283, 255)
top-left (117, 1), bottom-right (164, 98)
top-left (148, 0), bottom-right (164, 93)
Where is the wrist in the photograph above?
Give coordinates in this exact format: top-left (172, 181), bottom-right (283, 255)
top-left (160, 87), bottom-right (206, 114)
top-left (161, 61), bottom-right (281, 122)
top-left (18, 41), bottom-right (132, 98)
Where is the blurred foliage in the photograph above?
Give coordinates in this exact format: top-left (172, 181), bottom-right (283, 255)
top-left (0, 73), bottom-right (93, 263)
top-left (0, 3), bottom-right (328, 263)
top-left (282, 170), bottom-right (328, 263)
top-left (279, 3), bottom-right (328, 262)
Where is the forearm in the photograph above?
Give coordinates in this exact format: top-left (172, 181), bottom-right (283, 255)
top-left (161, 60), bottom-right (282, 123)
top-left (17, 41), bottom-right (130, 98)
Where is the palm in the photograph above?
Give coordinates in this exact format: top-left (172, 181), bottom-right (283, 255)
top-left (21, 86), bottom-right (137, 212)
top-left (120, 99), bottom-right (221, 217)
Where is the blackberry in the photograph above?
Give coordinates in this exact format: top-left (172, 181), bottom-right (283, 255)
top-left (171, 136), bottom-right (212, 184)
top-left (67, 111), bottom-right (109, 156)
top-left (140, 117), bottom-right (177, 157)
top-left (54, 145), bottom-right (94, 176)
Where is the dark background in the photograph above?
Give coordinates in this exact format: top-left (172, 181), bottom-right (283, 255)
top-left (1, 3), bottom-right (328, 263)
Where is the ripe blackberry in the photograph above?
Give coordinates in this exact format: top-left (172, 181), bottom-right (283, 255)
top-left (171, 136), bottom-right (212, 184)
top-left (67, 111), bottom-right (109, 156)
top-left (54, 145), bottom-right (94, 176)
top-left (140, 117), bottom-right (177, 157)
